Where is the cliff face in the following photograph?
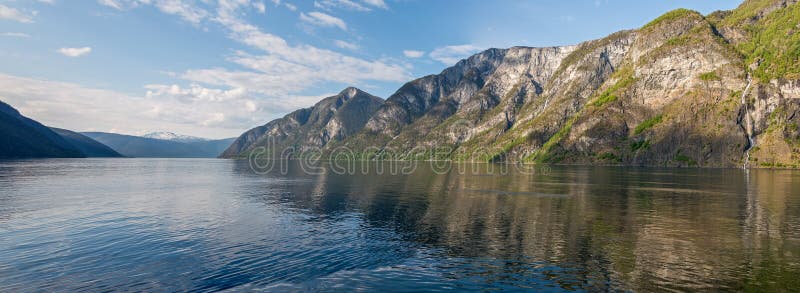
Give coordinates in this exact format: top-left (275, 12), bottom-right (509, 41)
top-left (515, 2), bottom-right (798, 168)
top-left (532, 9), bottom-right (750, 167)
top-left (716, 0), bottom-right (800, 168)
top-left (220, 87), bottom-right (383, 158)
top-left (229, 0), bottom-right (800, 168)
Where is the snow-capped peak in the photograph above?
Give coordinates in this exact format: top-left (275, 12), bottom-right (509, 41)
top-left (142, 131), bottom-right (207, 143)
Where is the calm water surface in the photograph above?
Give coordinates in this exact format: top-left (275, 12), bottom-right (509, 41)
top-left (0, 159), bottom-right (798, 291)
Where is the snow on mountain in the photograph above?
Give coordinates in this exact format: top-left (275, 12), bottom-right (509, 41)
top-left (142, 131), bottom-right (208, 143)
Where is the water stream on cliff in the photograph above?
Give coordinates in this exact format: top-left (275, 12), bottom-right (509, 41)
top-left (741, 74), bottom-right (755, 169)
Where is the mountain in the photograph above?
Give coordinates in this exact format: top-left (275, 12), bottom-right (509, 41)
top-left (0, 100), bottom-right (85, 159)
top-left (220, 87), bottom-right (384, 158)
top-left (83, 132), bottom-right (235, 158)
top-left (142, 131), bottom-right (207, 143)
top-left (227, 0), bottom-right (800, 168)
top-left (525, 0), bottom-right (800, 168)
top-left (49, 128), bottom-right (123, 157)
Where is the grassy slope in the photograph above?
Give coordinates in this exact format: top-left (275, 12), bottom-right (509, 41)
top-left (715, 0), bottom-right (800, 167)
top-left (528, 8), bottom-right (749, 167)
top-left (735, 1), bottom-right (800, 81)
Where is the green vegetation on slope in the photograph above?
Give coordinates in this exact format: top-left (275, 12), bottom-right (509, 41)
top-left (641, 21), bottom-right (743, 68)
top-left (527, 116), bottom-right (576, 163)
top-left (699, 71), bottom-right (721, 81)
top-left (675, 154), bottom-right (698, 166)
top-left (526, 67), bottom-right (636, 163)
top-left (738, 2), bottom-right (800, 81)
top-left (634, 115), bottom-right (664, 135)
top-left (641, 9), bottom-right (702, 31)
top-left (630, 140), bottom-right (651, 152)
top-left (720, 0), bottom-right (783, 26)
top-left (591, 69), bottom-right (635, 108)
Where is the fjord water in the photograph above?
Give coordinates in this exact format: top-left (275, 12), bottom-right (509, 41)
top-left (0, 159), bottom-right (798, 291)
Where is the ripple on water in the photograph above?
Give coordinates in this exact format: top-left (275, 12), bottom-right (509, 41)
top-left (0, 159), bottom-right (798, 291)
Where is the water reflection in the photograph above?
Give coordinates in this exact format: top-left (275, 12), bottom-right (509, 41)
top-left (0, 159), bottom-right (797, 291)
top-left (231, 161), bottom-right (800, 291)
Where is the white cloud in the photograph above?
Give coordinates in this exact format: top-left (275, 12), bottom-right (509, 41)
top-left (97, 0), bottom-right (124, 10)
top-left (2, 32), bottom-right (30, 38)
top-left (429, 44), bottom-right (484, 65)
top-left (314, 0), bottom-right (370, 12)
top-left (0, 4), bottom-right (35, 23)
top-left (58, 47), bottom-right (92, 57)
top-left (38, 0), bottom-right (56, 4)
top-left (403, 50), bottom-right (424, 58)
top-left (97, 0), bottom-right (208, 24)
top-left (253, 1), bottom-right (266, 13)
top-left (202, 1), bottom-right (409, 86)
top-left (145, 84), bottom-right (247, 103)
top-left (334, 40), bottom-right (358, 50)
top-left (300, 11), bottom-right (347, 31)
top-left (149, 0), bottom-right (208, 24)
top-left (140, 0), bottom-right (407, 85)
top-left (362, 0), bottom-right (387, 9)
top-left (285, 3), bottom-right (297, 11)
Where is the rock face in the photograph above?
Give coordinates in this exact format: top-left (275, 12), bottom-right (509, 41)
top-left (220, 87), bottom-right (384, 158)
top-left (534, 9), bottom-right (750, 167)
top-left (0, 100), bottom-right (85, 158)
top-left (50, 128), bottom-right (123, 157)
top-left (229, 0), bottom-right (800, 168)
top-left (338, 29), bottom-right (639, 162)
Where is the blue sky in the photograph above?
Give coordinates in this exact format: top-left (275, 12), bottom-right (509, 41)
top-left (0, 0), bottom-right (740, 138)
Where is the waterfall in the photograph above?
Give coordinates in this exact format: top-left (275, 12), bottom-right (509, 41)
top-left (741, 74), bottom-right (755, 169)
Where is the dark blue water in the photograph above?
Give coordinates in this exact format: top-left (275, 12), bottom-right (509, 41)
top-left (0, 159), bottom-right (798, 291)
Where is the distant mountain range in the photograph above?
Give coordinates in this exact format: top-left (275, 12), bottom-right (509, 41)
top-left (0, 100), bottom-right (234, 159)
top-left (83, 132), bottom-right (235, 158)
top-left (142, 131), bottom-right (208, 143)
top-left (223, 0), bottom-right (800, 168)
top-left (49, 128), bottom-right (122, 157)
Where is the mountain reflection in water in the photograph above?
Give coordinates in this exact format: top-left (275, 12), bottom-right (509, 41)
top-left (0, 159), bottom-right (797, 291)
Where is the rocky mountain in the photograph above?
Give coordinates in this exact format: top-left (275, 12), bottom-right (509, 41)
top-left (49, 128), bottom-right (123, 157)
top-left (532, 0), bottom-right (800, 168)
top-left (220, 87), bottom-right (384, 158)
top-left (0, 100), bottom-right (85, 159)
top-left (227, 0), bottom-right (799, 168)
top-left (143, 132), bottom-right (207, 143)
top-left (84, 132), bottom-right (235, 158)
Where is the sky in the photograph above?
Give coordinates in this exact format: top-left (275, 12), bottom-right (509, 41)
top-left (0, 0), bottom-right (741, 139)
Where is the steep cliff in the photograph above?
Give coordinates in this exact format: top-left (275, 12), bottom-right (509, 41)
top-left (530, 9), bottom-right (749, 167)
top-left (715, 0), bottom-right (800, 168)
top-left (220, 87), bottom-right (383, 158)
